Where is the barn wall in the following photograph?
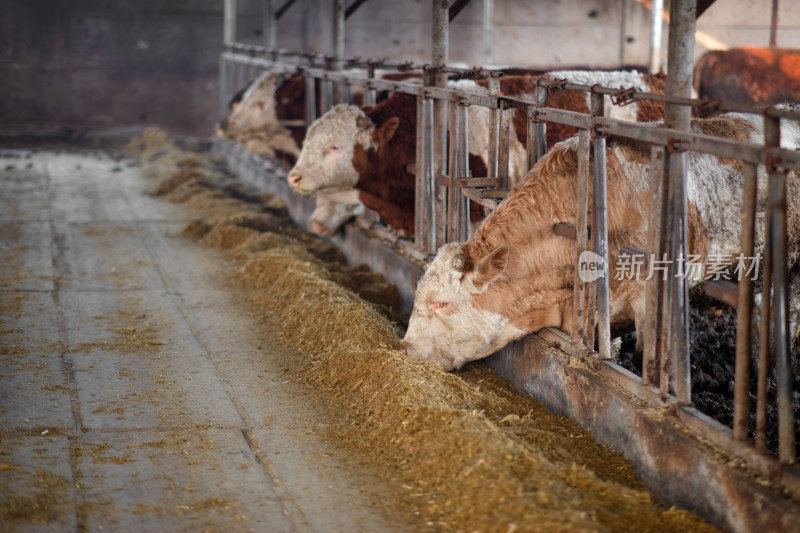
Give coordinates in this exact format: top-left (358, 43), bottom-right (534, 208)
top-left (0, 0), bottom-right (223, 137)
top-left (2, 0), bottom-right (799, 138)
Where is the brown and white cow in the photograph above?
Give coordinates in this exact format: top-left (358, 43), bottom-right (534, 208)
top-left (287, 71), bottom-right (666, 237)
top-left (694, 47), bottom-right (800, 114)
top-left (399, 110), bottom-right (800, 370)
top-left (216, 70), bottom-right (302, 161)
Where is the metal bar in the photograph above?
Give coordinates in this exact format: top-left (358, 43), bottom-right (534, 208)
top-left (619, 0), bottom-right (628, 66)
top-left (487, 76), bottom-right (500, 182)
top-left (219, 57), bottom-right (228, 115)
top-left (345, 0), bottom-right (369, 19)
top-left (766, 114), bottom-right (795, 463)
top-left (332, 0), bottom-right (346, 103)
top-left (425, 97), bottom-right (437, 254)
top-left (453, 177), bottom-right (499, 188)
top-left (770, 0), bottom-right (779, 47)
top-left (574, 129), bottom-right (591, 347)
top-left (460, 188), bottom-right (501, 210)
top-left (479, 189), bottom-right (510, 200)
top-left (649, 0), bottom-right (664, 73)
top-left (643, 146), bottom-right (668, 385)
top-left (415, 92), bottom-right (429, 251)
top-left (364, 64), bottom-right (376, 107)
top-left (304, 74), bottom-right (316, 127)
top-left (432, 0), bottom-right (450, 251)
top-left (264, 0), bottom-right (277, 48)
top-left (447, 104), bottom-right (460, 242)
top-left (497, 105), bottom-right (511, 189)
top-left (704, 281), bottom-right (739, 309)
top-left (301, 0), bottom-right (309, 53)
top-left (664, 0), bottom-right (696, 405)
top-left (459, 103), bottom-right (471, 239)
top-left (275, 0), bottom-right (298, 19)
top-left (224, 0), bottom-right (237, 43)
top-left (449, 0), bottom-right (472, 22)
top-left (482, 0), bottom-right (494, 65)
top-left (526, 107), bottom-right (537, 172)
top-left (535, 85), bottom-right (548, 161)
top-left (756, 211), bottom-right (774, 454)
top-left (733, 162), bottom-right (758, 441)
top-left (591, 90), bottom-right (611, 361)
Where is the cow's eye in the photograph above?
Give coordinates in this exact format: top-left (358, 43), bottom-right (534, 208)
top-left (430, 301), bottom-right (448, 311)
top-left (329, 145), bottom-right (341, 152)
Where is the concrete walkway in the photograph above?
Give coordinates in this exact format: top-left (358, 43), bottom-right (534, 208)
top-left (0, 149), bottom-right (410, 532)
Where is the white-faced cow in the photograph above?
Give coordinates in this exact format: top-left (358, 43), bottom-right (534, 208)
top-left (400, 110), bottom-right (800, 370)
top-left (216, 71), bottom-right (302, 161)
top-left (288, 71), bottom-right (666, 237)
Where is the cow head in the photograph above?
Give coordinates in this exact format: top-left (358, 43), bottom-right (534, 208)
top-left (287, 104), bottom-right (400, 194)
top-left (308, 194), bottom-right (364, 237)
top-left (400, 243), bottom-right (533, 371)
top-left (216, 71), bottom-right (280, 140)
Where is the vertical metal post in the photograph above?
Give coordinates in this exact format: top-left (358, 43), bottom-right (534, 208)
top-left (664, 0), bottom-right (696, 404)
top-left (304, 74), bottom-right (317, 128)
top-left (756, 209), bottom-right (774, 453)
top-left (526, 106), bottom-right (537, 172)
top-left (301, 0), bottom-right (310, 53)
top-left (649, 0), bottom-right (664, 73)
top-left (224, 0), bottom-right (237, 44)
top-left (573, 129), bottom-right (591, 348)
top-left (482, 0), bottom-right (494, 66)
top-left (447, 103), bottom-right (460, 243)
top-left (591, 91), bottom-right (611, 361)
top-left (415, 90), bottom-right (429, 252)
top-left (332, 0), bottom-right (346, 103)
top-left (766, 113), bottom-right (794, 463)
top-left (264, 0), bottom-right (276, 49)
top-left (322, 57), bottom-right (335, 112)
top-left (619, 0), bottom-right (628, 67)
top-left (219, 57), bottom-right (228, 115)
top-left (497, 103), bottom-right (511, 189)
top-left (459, 104), bottom-right (471, 239)
top-left (535, 83), bottom-right (548, 161)
top-left (733, 163), bottom-right (758, 441)
top-left (432, 0), bottom-right (449, 250)
top-left (487, 75), bottom-right (501, 181)
top-left (425, 97), bottom-right (437, 254)
top-left (770, 0), bottom-right (779, 47)
top-left (643, 146), bottom-right (670, 385)
top-left (364, 64), bottom-right (376, 107)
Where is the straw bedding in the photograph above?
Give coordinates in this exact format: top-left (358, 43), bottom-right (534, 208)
top-left (125, 127), bottom-right (716, 532)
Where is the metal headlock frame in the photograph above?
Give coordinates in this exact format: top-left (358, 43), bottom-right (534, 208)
top-left (218, 0), bottom-right (800, 497)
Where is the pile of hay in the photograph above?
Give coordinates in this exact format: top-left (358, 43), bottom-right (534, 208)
top-left (129, 128), bottom-right (716, 532)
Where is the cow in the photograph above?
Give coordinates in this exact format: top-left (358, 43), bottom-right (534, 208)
top-left (694, 47), bottom-right (800, 114)
top-left (399, 110), bottom-right (800, 371)
top-left (216, 70), bottom-right (302, 161)
top-left (287, 71), bottom-right (666, 237)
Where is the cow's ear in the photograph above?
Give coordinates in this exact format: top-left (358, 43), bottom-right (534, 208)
top-left (360, 106), bottom-right (374, 115)
top-left (356, 116), bottom-right (373, 129)
top-left (373, 117), bottom-right (400, 147)
top-left (470, 247), bottom-right (509, 289)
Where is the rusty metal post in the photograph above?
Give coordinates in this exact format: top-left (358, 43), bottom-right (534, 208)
top-left (432, 0), bottom-right (449, 250)
top-left (425, 96), bottom-right (437, 254)
top-left (497, 102), bottom-right (511, 189)
top-left (304, 73), bottom-right (317, 128)
top-left (224, 0), bottom-right (237, 44)
top-left (535, 83), bottom-right (548, 161)
top-left (364, 64), bottom-right (376, 107)
top-left (264, 0), bottom-right (277, 49)
top-left (765, 113), bottom-right (794, 463)
top-left (756, 210), bottom-right (774, 454)
top-left (649, 0), bottom-right (664, 73)
top-left (447, 103), bottom-right (460, 243)
top-left (591, 90), bottom-right (611, 361)
top-left (573, 129), bottom-right (591, 348)
top-left (415, 89), bottom-right (429, 252)
top-left (482, 0), bottom-right (494, 65)
top-left (664, 0), bottom-right (696, 404)
top-left (487, 75), bottom-right (501, 182)
top-left (643, 146), bottom-right (669, 386)
top-left (458, 103), bottom-right (471, 240)
top-left (770, 0), bottom-right (779, 47)
top-left (733, 162), bottom-right (758, 441)
top-left (526, 106), bottom-right (537, 173)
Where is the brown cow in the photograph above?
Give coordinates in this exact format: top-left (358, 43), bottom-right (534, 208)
top-left (400, 109), bottom-right (800, 370)
top-left (694, 47), bottom-right (800, 114)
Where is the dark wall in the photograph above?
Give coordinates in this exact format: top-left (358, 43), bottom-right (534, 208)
top-left (0, 0), bottom-right (223, 137)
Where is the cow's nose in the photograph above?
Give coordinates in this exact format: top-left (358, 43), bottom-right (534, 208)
top-left (398, 342), bottom-right (408, 356)
top-left (309, 221), bottom-right (331, 236)
top-left (287, 171), bottom-right (302, 189)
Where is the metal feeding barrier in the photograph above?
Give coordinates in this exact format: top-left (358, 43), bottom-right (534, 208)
top-left (218, 0), bottom-right (800, 512)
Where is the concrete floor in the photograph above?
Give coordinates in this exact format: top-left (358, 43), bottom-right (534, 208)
top-left (0, 149), bottom-right (410, 532)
